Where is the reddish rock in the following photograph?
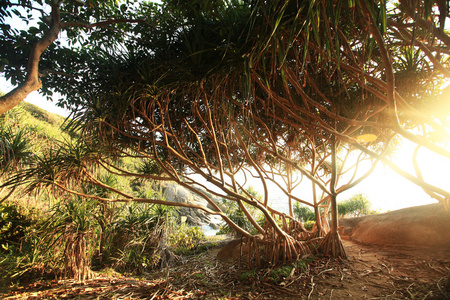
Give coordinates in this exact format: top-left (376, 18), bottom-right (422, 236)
top-left (339, 203), bottom-right (450, 249)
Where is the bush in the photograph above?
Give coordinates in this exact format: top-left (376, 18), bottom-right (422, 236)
top-left (217, 186), bottom-right (264, 237)
top-left (37, 198), bottom-right (98, 280)
top-left (106, 202), bottom-right (170, 273)
top-left (304, 220), bottom-right (316, 230)
top-left (0, 202), bottom-right (36, 251)
top-left (167, 224), bottom-right (205, 255)
top-left (0, 202), bottom-right (42, 290)
top-left (0, 195), bottom-right (207, 285)
top-left (293, 202), bottom-right (316, 223)
top-left (338, 193), bottom-right (373, 218)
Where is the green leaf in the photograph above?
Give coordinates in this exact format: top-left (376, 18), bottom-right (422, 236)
top-left (379, 0), bottom-right (386, 35)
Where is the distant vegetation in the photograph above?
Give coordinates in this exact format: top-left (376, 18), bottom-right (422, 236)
top-left (337, 193), bottom-right (377, 218)
top-left (294, 193), bottom-right (377, 229)
top-left (217, 186), bottom-right (265, 236)
top-left (218, 189), bottom-right (376, 234)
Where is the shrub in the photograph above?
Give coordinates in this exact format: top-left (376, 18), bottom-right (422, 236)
top-left (167, 224), bottom-right (205, 255)
top-left (37, 198), bottom-right (98, 280)
top-left (304, 220), bottom-right (316, 231)
top-left (217, 186), bottom-right (263, 237)
top-left (0, 202), bottom-right (36, 251)
top-left (0, 202), bottom-right (42, 290)
top-left (338, 193), bottom-right (373, 218)
top-left (293, 202), bottom-right (316, 223)
top-left (107, 203), bottom-right (168, 273)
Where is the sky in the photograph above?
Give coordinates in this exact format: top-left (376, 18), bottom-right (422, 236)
top-left (336, 144), bottom-right (447, 212)
top-left (253, 144), bottom-right (445, 214)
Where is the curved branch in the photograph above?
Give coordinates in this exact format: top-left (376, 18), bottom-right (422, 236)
top-left (399, 0), bottom-right (450, 48)
top-left (352, 141), bottom-right (450, 200)
top-left (412, 145), bottom-right (446, 203)
top-left (0, 1), bottom-right (62, 114)
top-left (0, 7), bottom-right (153, 115)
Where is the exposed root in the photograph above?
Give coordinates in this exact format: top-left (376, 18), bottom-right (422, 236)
top-left (318, 231), bottom-right (347, 259)
top-left (233, 217), bottom-right (324, 267)
top-left (262, 217), bottom-right (316, 265)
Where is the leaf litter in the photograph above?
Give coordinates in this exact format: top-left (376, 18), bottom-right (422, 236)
top-left (1, 239), bottom-right (449, 299)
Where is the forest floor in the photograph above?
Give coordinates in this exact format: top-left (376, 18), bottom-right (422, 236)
top-left (1, 237), bottom-right (449, 300)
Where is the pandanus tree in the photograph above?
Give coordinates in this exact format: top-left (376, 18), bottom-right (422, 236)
top-left (76, 0), bottom-right (449, 258)
top-left (3, 0), bottom-right (450, 261)
top-left (233, 0), bottom-right (450, 255)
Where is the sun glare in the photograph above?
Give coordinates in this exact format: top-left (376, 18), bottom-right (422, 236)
top-left (349, 87), bottom-right (450, 212)
top-left (356, 134), bottom-right (378, 143)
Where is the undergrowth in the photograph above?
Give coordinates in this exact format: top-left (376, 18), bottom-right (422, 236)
top-left (0, 199), bottom-right (208, 290)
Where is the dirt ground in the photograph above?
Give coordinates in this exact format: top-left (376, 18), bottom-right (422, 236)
top-left (1, 238), bottom-right (449, 300)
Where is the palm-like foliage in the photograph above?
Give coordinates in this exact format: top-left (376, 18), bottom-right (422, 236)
top-left (37, 198), bottom-right (97, 280)
top-left (0, 111), bottom-right (34, 203)
top-left (4, 137), bottom-right (106, 195)
top-left (107, 202), bottom-right (177, 272)
top-left (0, 125), bottom-right (33, 173)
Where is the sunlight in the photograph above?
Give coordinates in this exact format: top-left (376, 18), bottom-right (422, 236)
top-left (344, 88), bottom-right (450, 212)
top-left (356, 134), bottom-right (378, 143)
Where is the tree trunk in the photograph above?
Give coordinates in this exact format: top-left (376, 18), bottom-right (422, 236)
top-left (287, 164), bottom-right (294, 217)
top-left (319, 138), bottom-right (347, 258)
top-left (0, 1), bottom-right (62, 115)
top-left (0, 81), bottom-right (42, 114)
top-left (312, 182), bottom-right (324, 235)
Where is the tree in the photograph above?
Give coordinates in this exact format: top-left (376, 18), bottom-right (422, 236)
top-left (293, 203), bottom-right (315, 223)
top-left (0, 0), bottom-right (154, 114)
top-left (338, 193), bottom-right (373, 218)
top-left (3, 0), bottom-right (450, 261)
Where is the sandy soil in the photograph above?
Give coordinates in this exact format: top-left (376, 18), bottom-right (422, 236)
top-left (1, 238), bottom-right (449, 299)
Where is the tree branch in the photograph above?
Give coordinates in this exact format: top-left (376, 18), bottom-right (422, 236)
top-left (0, 1), bottom-right (62, 114)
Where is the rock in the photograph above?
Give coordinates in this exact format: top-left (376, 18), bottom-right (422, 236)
top-left (186, 216), bottom-right (203, 226)
top-left (339, 203), bottom-right (450, 249)
top-left (191, 184), bottom-right (227, 211)
top-left (162, 182), bottom-right (223, 225)
top-left (209, 222), bottom-right (219, 230)
top-left (216, 234), bottom-right (264, 261)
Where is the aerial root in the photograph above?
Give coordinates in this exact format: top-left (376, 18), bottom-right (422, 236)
top-left (318, 231), bottom-right (347, 259)
top-left (238, 217), bottom-right (324, 267)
